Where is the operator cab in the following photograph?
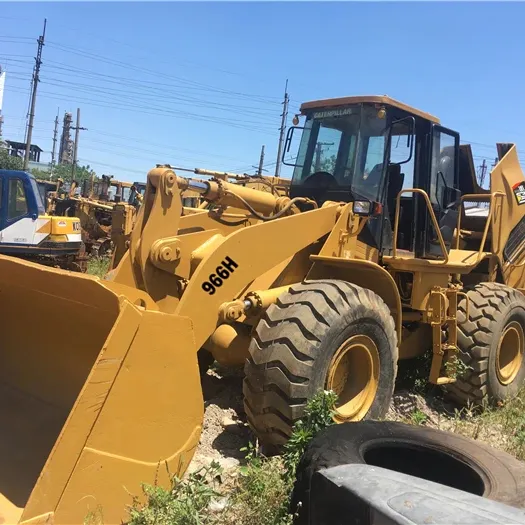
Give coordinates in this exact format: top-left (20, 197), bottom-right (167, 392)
top-left (0, 170), bottom-right (46, 241)
top-left (285, 96), bottom-right (461, 260)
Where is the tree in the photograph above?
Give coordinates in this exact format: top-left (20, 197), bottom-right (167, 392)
top-left (30, 167), bottom-right (51, 180)
top-left (30, 163), bottom-right (96, 184)
top-left (319, 154), bottom-right (337, 173)
top-left (0, 148), bottom-right (23, 171)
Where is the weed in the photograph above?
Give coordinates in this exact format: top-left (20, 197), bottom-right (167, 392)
top-left (87, 256), bottom-right (111, 278)
top-left (225, 390), bottom-right (337, 525)
top-left (127, 461), bottom-right (223, 525)
top-left (445, 355), bottom-right (470, 380)
top-left (410, 408), bottom-right (428, 426)
top-left (226, 455), bottom-right (294, 525)
top-left (84, 505), bottom-right (104, 525)
top-left (282, 390), bottom-right (338, 482)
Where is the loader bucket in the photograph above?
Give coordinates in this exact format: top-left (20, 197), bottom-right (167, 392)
top-left (0, 255), bottom-right (203, 525)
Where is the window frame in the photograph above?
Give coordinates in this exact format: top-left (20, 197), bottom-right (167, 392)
top-left (7, 177), bottom-right (30, 223)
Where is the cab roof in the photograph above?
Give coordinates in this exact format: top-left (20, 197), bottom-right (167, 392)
top-left (0, 169), bottom-right (35, 180)
top-left (300, 95), bottom-right (440, 124)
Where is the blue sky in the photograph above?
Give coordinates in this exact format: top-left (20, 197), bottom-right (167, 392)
top-left (1, 1), bottom-right (525, 182)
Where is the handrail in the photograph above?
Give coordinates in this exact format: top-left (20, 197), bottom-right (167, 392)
top-left (392, 188), bottom-right (449, 264)
top-left (455, 192), bottom-right (505, 266)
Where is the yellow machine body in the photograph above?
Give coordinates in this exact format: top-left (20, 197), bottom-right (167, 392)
top-left (0, 257), bottom-right (202, 524)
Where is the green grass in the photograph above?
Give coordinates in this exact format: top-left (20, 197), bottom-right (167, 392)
top-left (410, 408), bottom-right (428, 426)
top-left (127, 462), bottom-right (223, 525)
top-left (87, 256), bottom-right (111, 278)
top-left (445, 389), bottom-right (525, 461)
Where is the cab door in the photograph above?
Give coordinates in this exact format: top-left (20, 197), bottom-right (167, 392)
top-left (0, 175), bottom-right (37, 246)
top-left (422, 125), bottom-right (460, 258)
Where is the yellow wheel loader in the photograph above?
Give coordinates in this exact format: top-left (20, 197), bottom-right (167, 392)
top-left (2, 95), bottom-right (525, 523)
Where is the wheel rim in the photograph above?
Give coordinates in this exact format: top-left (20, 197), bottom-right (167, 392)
top-left (496, 321), bottom-right (524, 385)
top-left (326, 334), bottom-right (380, 422)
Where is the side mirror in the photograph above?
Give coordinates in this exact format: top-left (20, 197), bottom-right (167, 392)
top-left (388, 116), bottom-right (415, 166)
top-left (282, 126), bottom-right (304, 167)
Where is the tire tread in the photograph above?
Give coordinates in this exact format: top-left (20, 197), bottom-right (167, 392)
top-left (243, 279), bottom-right (397, 446)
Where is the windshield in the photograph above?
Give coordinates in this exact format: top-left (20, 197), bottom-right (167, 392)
top-left (292, 104), bottom-right (388, 201)
top-left (29, 177), bottom-right (46, 214)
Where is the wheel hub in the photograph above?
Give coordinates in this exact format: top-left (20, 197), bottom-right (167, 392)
top-left (496, 321), bottom-right (524, 385)
top-left (326, 334), bottom-right (379, 422)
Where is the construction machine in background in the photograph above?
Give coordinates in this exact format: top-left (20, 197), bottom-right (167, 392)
top-left (48, 174), bottom-right (143, 258)
top-left (3, 95), bottom-right (525, 523)
top-left (0, 169), bottom-right (85, 271)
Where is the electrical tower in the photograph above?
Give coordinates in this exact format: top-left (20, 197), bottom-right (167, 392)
top-left (477, 158), bottom-right (487, 188)
top-left (59, 112), bottom-right (74, 164)
top-left (71, 108), bottom-right (87, 179)
top-left (50, 109), bottom-right (59, 178)
top-left (275, 80), bottom-right (289, 178)
top-left (24, 19), bottom-right (46, 170)
top-left (252, 145), bottom-right (266, 176)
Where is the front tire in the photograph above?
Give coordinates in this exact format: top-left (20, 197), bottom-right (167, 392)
top-left (243, 280), bottom-right (398, 448)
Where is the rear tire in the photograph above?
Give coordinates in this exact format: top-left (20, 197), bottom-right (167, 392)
top-left (447, 283), bottom-right (525, 405)
top-left (292, 421), bottom-right (525, 524)
top-left (243, 280), bottom-right (398, 448)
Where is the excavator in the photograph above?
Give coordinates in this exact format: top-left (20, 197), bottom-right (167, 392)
top-left (0, 169), bottom-right (85, 271)
top-left (2, 95), bottom-right (525, 524)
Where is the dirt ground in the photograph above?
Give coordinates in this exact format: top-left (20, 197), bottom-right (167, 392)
top-left (189, 364), bottom-right (511, 478)
top-left (188, 365), bottom-right (252, 476)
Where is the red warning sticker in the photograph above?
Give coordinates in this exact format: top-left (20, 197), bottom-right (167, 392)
top-left (513, 181), bottom-right (525, 205)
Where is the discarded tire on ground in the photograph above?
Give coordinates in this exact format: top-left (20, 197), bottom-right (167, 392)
top-left (291, 421), bottom-right (525, 524)
top-left (243, 280), bottom-right (398, 449)
top-left (448, 282), bottom-right (525, 405)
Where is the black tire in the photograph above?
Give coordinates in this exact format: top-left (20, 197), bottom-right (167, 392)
top-left (243, 280), bottom-right (398, 448)
top-left (447, 282), bottom-right (525, 405)
top-left (292, 421), bottom-right (525, 524)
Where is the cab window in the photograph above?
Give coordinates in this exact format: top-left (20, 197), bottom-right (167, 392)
top-left (430, 129), bottom-right (457, 209)
top-left (8, 178), bottom-right (28, 220)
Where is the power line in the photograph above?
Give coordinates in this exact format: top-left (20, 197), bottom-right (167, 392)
top-left (5, 85), bottom-right (279, 136)
top-left (45, 40), bottom-right (282, 104)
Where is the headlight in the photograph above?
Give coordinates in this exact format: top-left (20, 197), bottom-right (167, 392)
top-left (353, 201), bottom-right (372, 215)
top-left (352, 200), bottom-right (383, 217)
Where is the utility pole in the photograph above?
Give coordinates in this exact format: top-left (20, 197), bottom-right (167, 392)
top-left (274, 79), bottom-right (289, 178)
top-left (24, 19), bottom-right (46, 170)
top-left (50, 108), bottom-right (59, 179)
top-left (71, 107), bottom-right (87, 180)
top-left (477, 158), bottom-right (487, 188)
top-left (256, 145), bottom-right (265, 176)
